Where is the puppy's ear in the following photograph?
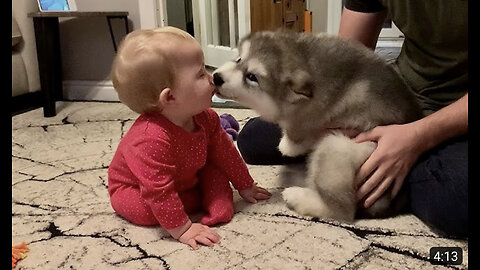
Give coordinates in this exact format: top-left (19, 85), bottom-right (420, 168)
top-left (282, 69), bottom-right (313, 102)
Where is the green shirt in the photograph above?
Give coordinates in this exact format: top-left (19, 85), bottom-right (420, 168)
top-left (347, 0), bottom-right (468, 115)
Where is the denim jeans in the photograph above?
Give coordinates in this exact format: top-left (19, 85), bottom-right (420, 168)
top-left (407, 135), bottom-right (468, 237)
top-left (237, 117), bottom-right (468, 237)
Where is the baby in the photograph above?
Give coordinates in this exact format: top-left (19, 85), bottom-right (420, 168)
top-left (108, 26), bottom-right (271, 250)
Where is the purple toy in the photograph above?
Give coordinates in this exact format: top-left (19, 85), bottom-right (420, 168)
top-left (219, 113), bottom-right (240, 141)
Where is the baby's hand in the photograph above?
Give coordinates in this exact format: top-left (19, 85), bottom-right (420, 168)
top-left (178, 223), bottom-right (221, 250)
top-left (239, 182), bottom-right (272, 203)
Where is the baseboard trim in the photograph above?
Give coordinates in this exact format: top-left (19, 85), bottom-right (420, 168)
top-left (63, 80), bottom-right (119, 101)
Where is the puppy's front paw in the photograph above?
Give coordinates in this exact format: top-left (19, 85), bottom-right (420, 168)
top-left (282, 187), bottom-right (311, 216)
top-left (282, 187), bottom-right (302, 206)
top-left (278, 136), bottom-right (306, 157)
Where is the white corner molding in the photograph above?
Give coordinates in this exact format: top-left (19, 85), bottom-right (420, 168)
top-left (63, 80), bottom-right (119, 101)
top-left (327, 0), bottom-right (342, 35)
top-left (138, 0), bottom-right (162, 29)
top-left (156, 0), bottom-right (167, 27)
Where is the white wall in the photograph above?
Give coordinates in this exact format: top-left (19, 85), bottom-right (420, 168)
top-left (62, 0), bottom-right (152, 101)
top-left (308, 0), bottom-right (329, 34)
top-left (60, 0), bottom-right (140, 82)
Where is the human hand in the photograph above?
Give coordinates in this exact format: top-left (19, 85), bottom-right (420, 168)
top-left (239, 182), bottom-right (272, 203)
top-left (353, 123), bottom-right (425, 208)
top-left (178, 223), bottom-right (221, 250)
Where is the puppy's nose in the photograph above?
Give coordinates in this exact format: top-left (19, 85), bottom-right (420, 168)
top-left (213, 73), bottom-right (224, 86)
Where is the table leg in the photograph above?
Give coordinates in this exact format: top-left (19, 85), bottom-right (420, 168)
top-left (107, 16), bottom-right (130, 53)
top-left (124, 16), bottom-right (129, 34)
top-left (33, 17), bottom-right (63, 117)
top-left (106, 16), bottom-right (117, 52)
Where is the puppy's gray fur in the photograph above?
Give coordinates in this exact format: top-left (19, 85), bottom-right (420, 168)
top-left (213, 31), bottom-right (423, 221)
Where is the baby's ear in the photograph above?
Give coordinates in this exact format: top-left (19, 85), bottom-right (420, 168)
top-left (158, 88), bottom-right (175, 106)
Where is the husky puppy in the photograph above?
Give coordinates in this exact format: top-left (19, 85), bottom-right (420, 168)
top-left (213, 31), bottom-right (423, 221)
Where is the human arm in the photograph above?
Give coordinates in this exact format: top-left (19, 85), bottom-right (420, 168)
top-left (203, 109), bottom-right (272, 202)
top-left (354, 93), bottom-right (468, 207)
top-left (238, 182), bottom-right (272, 203)
top-left (338, 5), bottom-right (387, 49)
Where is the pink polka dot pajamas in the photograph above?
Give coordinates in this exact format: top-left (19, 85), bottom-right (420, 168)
top-left (108, 109), bottom-right (254, 230)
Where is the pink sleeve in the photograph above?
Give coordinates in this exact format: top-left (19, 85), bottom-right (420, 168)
top-left (203, 109), bottom-right (254, 190)
top-left (123, 134), bottom-right (190, 229)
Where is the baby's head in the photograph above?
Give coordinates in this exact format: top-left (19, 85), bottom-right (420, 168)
top-left (111, 26), bottom-right (203, 114)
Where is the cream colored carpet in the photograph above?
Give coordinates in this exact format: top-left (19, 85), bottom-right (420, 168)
top-left (12, 102), bottom-right (468, 269)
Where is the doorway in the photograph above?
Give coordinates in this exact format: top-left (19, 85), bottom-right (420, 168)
top-left (164, 0), bottom-right (195, 36)
top-left (195, 0), bottom-right (250, 68)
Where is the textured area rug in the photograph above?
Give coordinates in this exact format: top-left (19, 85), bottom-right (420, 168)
top-left (12, 102), bottom-right (468, 269)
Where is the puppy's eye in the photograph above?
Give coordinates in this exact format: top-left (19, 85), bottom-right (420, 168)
top-left (235, 57), bottom-right (241, 63)
top-left (246, 73), bottom-right (258, 82)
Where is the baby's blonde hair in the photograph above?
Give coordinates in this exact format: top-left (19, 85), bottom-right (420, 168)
top-left (111, 26), bottom-right (197, 114)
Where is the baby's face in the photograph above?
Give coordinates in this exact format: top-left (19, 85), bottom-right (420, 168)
top-left (171, 42), bottom-right (216, 115)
